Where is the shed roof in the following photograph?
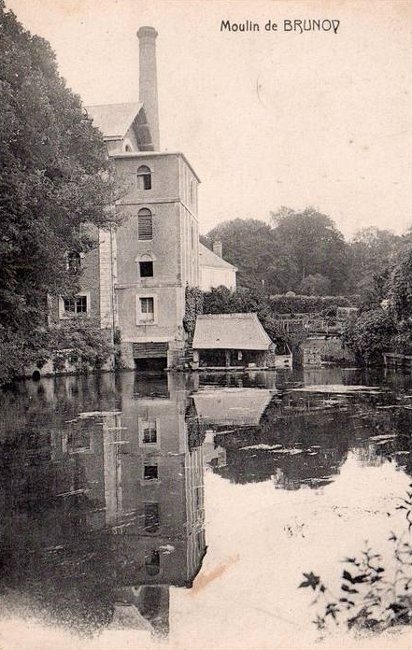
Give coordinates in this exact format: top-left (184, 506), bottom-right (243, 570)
top-left (199, 243), bottom-right (237, 271)
top-left (192, 313), bottom-right (272, 350)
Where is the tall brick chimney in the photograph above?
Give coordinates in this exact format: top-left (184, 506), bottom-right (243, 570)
top-left (137, 26), bottom-right (160, 151)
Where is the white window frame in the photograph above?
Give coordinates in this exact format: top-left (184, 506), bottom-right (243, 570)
top-left (136, 294), bottom-right (158, 325)
top-left (138, 416), bottom-right (160, 449)
top-left (59, 291), bottom-right (91, 319)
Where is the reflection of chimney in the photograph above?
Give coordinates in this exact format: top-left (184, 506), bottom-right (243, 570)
top-left (137, 26), bottom-right (160, 151)
top-left (213, 241), bottom-right (223, 258)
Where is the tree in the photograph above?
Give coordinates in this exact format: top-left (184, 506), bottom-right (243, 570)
top-left (347, 227), bottom-right (402, 302)
top-left (0, 3), bottom-right (119, 381)
top-left (298, 273), bottom-right (331, 296)
top-left (342, 309), bottom-right (397, 365)
top-left (203, 219), bottom-right (277, 291)
top-left (270, 207), bottom-right (350, 294)
top-left (388, 246), bottom-right (412, 322)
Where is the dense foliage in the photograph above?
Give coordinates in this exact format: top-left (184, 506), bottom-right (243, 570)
top-left (268, 294), bottom-right (353, 314)
top-left (343, 246), bottom-right (412, 365)
top-left (0, 318), bottom-right (113, 382)
top-left (183, 286), bottom-right (204, 340)
top-left (203, 211), bottom-right (406, 298)
top-left (389, 247), bottom-right (412, 322)
top-left (270, 207), bottom-right (349, 294)
top-left (0, 3), bottom-right (119, 382)
top-left (349, 227), bottom-right (403, 303)
top-left (201, 218), bottom-right (276, 291)
top-left (342, 309), bottom-right (397, 365)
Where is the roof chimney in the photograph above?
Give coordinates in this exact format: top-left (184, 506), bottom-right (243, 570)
top-left (213, 241), bottom-right (223, 258)
top-left (137, 26), bottom-right (160, 151)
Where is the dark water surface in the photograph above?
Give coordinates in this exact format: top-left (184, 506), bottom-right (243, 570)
top-left (0, 368), bottom-right (411, 648)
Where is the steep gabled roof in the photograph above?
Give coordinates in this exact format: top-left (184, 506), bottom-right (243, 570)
top-left (192, 313), bottom-right (272, 350)
top-left (86, 102), bottom-right (153, 149)
top-left (86, 102), bottom-right (142, 139)
top-left (199, 243), bottom-right (237, 271)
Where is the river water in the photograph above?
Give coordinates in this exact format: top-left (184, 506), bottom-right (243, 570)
top-left (0, 368), bottom-right (411, 650)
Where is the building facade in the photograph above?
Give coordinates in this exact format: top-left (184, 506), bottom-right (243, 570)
top-left (50, 26), bottom-right (206, 370)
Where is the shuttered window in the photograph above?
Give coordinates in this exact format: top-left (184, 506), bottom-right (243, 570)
top-left (138, 208), bottom-right (153, 240)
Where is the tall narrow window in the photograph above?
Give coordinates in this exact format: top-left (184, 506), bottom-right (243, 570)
top-left (144, 503), bottom-right (160, 533)
top-left (142, 420), bottom-right (157, 443)
top-left (138, 208), bottom-right (153, 240)
top-left (137, 165), bottom-right (152, 190)
top-left (145, 550), bottom-right (160, 576)
top-left (140, 297), bottom-right (154, 322)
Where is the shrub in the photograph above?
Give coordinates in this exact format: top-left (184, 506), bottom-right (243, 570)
top-left (342, 309), bottom-right (397, 365)
top-left (268, 295), bottom-right (353, 315)
top-left (0, 319), bottom-right (114, 384)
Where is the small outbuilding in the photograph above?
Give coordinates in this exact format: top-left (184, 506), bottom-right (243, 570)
top-left (198, 242), bottom-right (237, 291)
top-left (192, 313), bottom-right (275, 369)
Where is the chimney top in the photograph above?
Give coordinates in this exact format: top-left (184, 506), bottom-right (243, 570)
top-left (137, 25), bottom-right (160, 151)
top-left (137, 26), bottom-right (158, 39)
top-left (213, 241), bottom-right (223, 258)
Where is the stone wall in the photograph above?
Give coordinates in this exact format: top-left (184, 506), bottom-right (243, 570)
top-left (301, 336), bottom-right (356, 366)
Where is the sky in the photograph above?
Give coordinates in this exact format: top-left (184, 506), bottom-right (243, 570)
top-left (5, 0), bottom-right (412, 237)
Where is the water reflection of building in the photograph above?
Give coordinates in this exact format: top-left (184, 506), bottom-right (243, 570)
top-left (199, 388), bottom-right (356, 489)
top-left (193, 387), bottom-right (273, 429)
top-left (200, 382), bottom-right (412, 489)
top-left (0, 373), bottom-right (206, 637)
top-left (107, 374), bottom-right (206, 589)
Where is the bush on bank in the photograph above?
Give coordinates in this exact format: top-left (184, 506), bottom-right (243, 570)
top-left (0, 318), bottom-right (113, 384)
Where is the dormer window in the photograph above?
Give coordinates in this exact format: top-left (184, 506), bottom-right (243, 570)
top-left (137, 165), bottom-right (152, 190)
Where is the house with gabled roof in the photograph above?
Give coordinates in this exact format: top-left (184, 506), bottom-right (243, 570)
top-left (199, 242), bottom-right (237, 291)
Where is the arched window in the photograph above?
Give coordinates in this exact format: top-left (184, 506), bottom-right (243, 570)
top-left (125, 144), bottom-right (132, 152)
top-left (138, 253), bottom-right (154, 278)
top-left (137, 165), bottom-right (152, 190)
top-left (138, 208), bottom-right (152, 240)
